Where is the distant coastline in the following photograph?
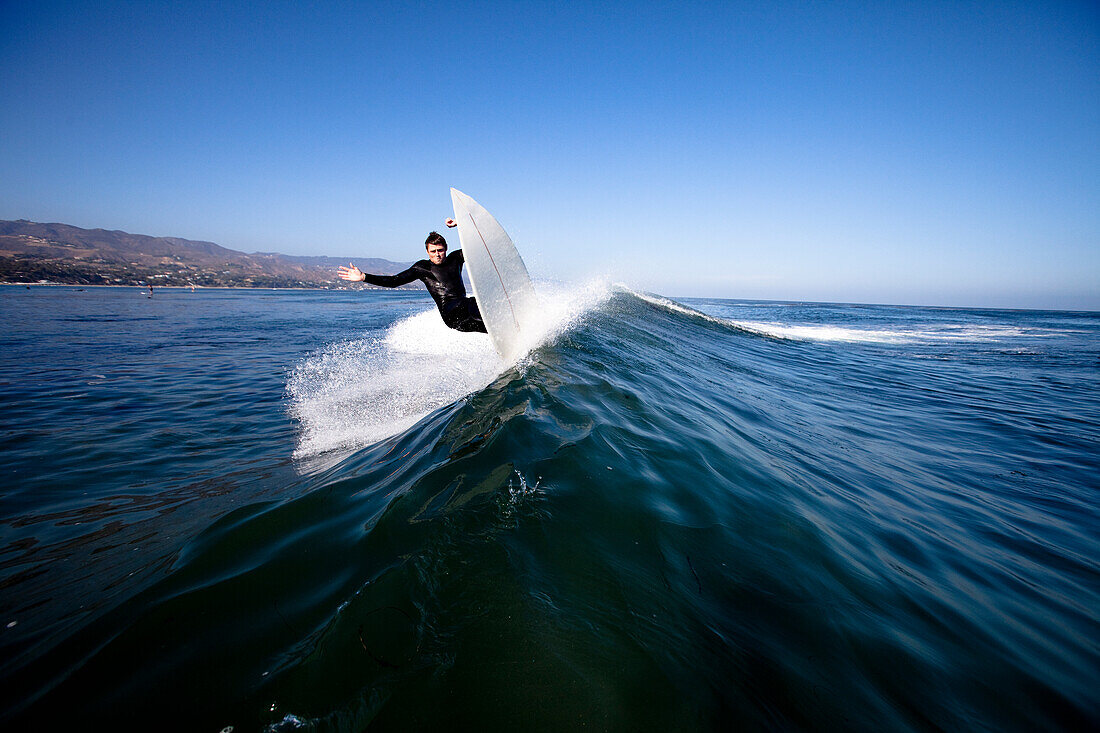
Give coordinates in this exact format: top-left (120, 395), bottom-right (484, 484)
top-left (0, 219), bottom-right (416, 289)
top-left (1, 281), bottom-right (427, 293)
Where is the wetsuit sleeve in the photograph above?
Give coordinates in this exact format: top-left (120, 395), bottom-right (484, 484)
top-left (361, 265), bottom-right (421, 288)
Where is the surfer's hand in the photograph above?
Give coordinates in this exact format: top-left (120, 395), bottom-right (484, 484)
top-left (338, 263), bottom-right (364, 282)
top-left (445, 218), bottom-right (457, 228)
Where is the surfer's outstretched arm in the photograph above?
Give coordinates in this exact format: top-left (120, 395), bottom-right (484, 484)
top-left (338, 262), bottom-right (420, 288)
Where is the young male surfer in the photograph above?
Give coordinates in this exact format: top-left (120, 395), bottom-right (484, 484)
top-left (337, 220), bottom-right (487, 333)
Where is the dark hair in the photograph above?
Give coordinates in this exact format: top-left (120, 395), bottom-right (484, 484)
top-left (425, 231), bottom-right (447, 249)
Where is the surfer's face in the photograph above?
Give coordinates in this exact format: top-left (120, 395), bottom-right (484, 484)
top-left (426, 243), bottom-right (447, 265)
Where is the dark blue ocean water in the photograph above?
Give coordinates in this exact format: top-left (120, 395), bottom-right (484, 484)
top-left (1, 284), bottom-right (1097, 731)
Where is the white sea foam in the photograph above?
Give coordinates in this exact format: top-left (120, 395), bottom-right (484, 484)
top-left (729, 322), bottom-right (917, 343)
top-left (728, 321), bottom-right (1068, 344)
top-left (287, 280), bottom-right (612, 459)
top-left (627, 289), bottom-right (1075, 344)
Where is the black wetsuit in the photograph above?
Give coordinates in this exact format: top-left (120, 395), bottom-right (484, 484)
top-left (360, 250), bottom-right (487, 333)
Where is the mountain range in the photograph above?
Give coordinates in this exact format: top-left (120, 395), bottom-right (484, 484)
top-left (0, 220), bottom-right (412, 288)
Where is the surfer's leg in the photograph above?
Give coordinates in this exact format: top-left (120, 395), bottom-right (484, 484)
top-left (459, 298), bottom-right (487, 333)
top-left (452, 318), bottom-right (487, 333)
top-left (443, 299), bottom-right (487, 333)
top-left (439, 299), bottom-right (486, 333)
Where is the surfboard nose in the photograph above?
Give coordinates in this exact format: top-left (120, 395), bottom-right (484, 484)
top-left (450, 188), bottom-right (471, 207)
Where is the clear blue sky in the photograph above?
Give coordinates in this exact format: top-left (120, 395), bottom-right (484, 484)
top-left (2, 0), bottom-right (1097, 309)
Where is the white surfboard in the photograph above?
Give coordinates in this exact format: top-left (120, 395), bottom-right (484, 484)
top-left (450, 188), bottom-right (539, 361)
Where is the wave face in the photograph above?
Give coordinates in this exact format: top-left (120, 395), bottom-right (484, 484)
top-left (2, 287), bottom-right (1097, 731)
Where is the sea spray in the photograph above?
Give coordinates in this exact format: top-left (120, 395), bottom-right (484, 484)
top-left (286, 309), bottom-right (500, 458)
top-left (287, 280), bottom-right (613, 458)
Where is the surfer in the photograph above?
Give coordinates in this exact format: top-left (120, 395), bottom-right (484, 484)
top-left (338, 223), bottom-right (487, 333)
